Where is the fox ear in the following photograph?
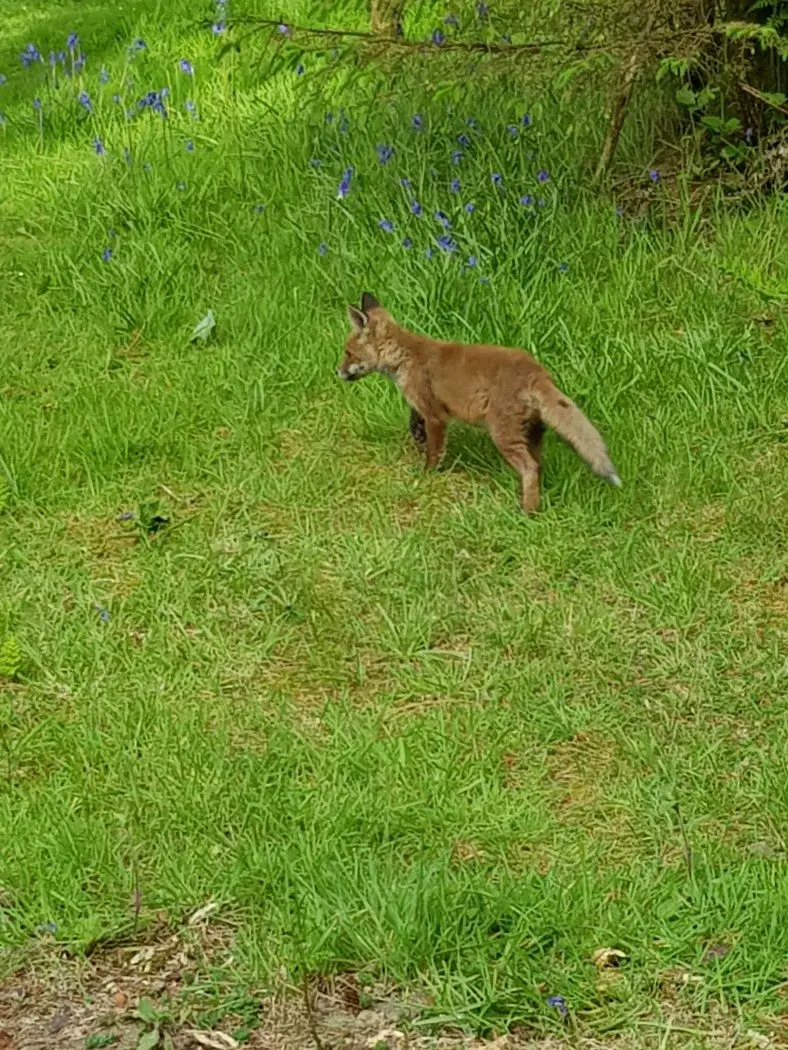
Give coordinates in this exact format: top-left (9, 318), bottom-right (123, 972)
top-left (360, 292), bottom-right (381, 313)
top-left (347, 305), bottom-right (368, 331)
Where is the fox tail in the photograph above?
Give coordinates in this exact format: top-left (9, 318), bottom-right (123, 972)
top-left (534, 381), bottom-right (621, 487)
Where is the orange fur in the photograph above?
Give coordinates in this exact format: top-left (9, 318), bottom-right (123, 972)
top-left (338, 293), bottom-right (620, 513)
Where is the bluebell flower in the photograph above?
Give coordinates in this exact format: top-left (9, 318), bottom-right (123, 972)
top-left (501, 33), bottom-right (512, 43)
top-left (212, 19), bottom-right (227, 33)
top-left (318, 242), bottom-right (328, 255)
top-left (185, 139), bottom-right (194, 152)
top-left (466, 255), bottom-right (478, 268)
top-left (138, 89), bottom-right (167, 116)
top-left (425, 247), bottom-right (434, 259)
top-left (457, 133), bottom-right (470, 147)
top-left (20, 43), bottom-right (42, 67)
top-left (0, 74), bottom-right (6, 86)
top-left (49, 51), bottom-right (58, 68)
top-left (445, 14), bottom-right (459, 26)
top-left (411, 113), bottom-right (423, 130)
top-left (33, 97), bottom-right (42, 110)
top-left (400, 177), bottom-right (411, 189)
top-left (537, 169), bottom-right (550, 182)
top-left (94, 138), bottom-right (105, 155)
top-left (410, 200), bottom-right (423, 217)
top-left (94, 602), bottom-right (111, 622)
top-left (547, 996), bottom-right (568, 1019)
top-left (67, 32), bottom-right (79, 51)
top-left (402, 237), bottom-right (413, 249)
top-left (450, 178), bottom-right (461, 193)
top-left (435, 210), bottom-right (451, 229)
top-left (185, 100), bottom-right (196, 115)
top-left (558, 262), bottom-right (568, 273)
top-left (519, 194), bottom-right (533, 206)
top-left (649, 168), bottom-right (660, 183)
top-left (451, 150), bottom-right (463, 165)
top-left (464, 201), bottom-right (475, 213)
top-left (78, 90), bottom-right (93, 112)
top-left (476, 2), bottom-right (489, 19)
top-left (180, 58), bottom-right (194, 75)
top-left (378, 218), bottom-right (395, 233)
top-left (296, 62), bottom-right (305, 75)
top-left (131, 39), bottom-right (147, 52)
top-left (538, 198), bottom-right (546, 207)
top-left (99, 66), bottom-right (110, 84)
top-left (436, 234), bottom-right (458, 252)
top-left (376, 143), bottom-right (395, 164)
top-left (254, 203), bottom-right (266, 213)
top-left (278, 23), bottom-right (290, 35)
top-left (325, 110), bottom-right (334, 124)
top-left (615, 204), bottom-right (623, 216)
top-left (521, 113), bottom-right (532, 127)
top-left (74, 54), bottom-right (86, 73)
top-left (337, 166), bottom-right (353, 199)
top-left (491, 172), bottom-right (503, 186)
top-left (57, 50), bottom-right (67, 66)
top-left (507, 125), bottom-right (518, 137)
top-left (101, 247), bottom-right (113, 263)
top-left (466, 116), bottom-right (477, 127)
top-left (431, 29), bottom-right (445, 45)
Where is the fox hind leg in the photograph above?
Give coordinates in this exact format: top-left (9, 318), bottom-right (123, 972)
top-left (488, 413), bottom-right (543, 514)
top-left (409, 408), bottom-right (427, 450)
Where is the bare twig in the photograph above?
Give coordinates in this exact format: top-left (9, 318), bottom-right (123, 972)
top-left (739, 80), bottom-right (788, 116)
top-left (302, 972), bottom-right (324, 1050)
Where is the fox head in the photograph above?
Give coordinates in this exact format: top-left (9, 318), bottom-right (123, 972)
top-left (337, 292), bottom-right (387, 381)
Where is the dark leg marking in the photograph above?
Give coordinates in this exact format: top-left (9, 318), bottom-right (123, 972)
top-left (409, 408), bottom-right (427, 448)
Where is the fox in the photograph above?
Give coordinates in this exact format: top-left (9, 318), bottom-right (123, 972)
top-left (337, 292), bottom-right (621, 514)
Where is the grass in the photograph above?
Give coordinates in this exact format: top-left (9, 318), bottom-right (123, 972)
top-left (1, 0), bottom-right (787, 1039)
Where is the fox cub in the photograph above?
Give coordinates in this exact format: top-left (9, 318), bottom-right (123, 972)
top-left (337, 293), bottom-right (620, 514)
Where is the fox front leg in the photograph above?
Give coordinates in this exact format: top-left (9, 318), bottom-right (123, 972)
top-left (409, 408), bottom-right (427, 450)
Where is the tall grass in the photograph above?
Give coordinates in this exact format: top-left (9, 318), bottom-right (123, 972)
top-left (0, 0), bottom-right (786, 1036)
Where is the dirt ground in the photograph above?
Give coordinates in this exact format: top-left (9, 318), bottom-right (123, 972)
top-left (1, 915), bottom-right (784, 1050)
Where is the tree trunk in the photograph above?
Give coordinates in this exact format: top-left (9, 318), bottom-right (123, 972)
top-left (370, 0), bottom-right (403, 36)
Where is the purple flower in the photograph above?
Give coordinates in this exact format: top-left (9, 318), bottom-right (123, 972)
top-left (476, 2), bottom-right (489, 19)
top-left (436, 234), bottom-right (457, 252)
top-left (67, 32), bottom-right (79, 51)
top-left (410, 200), bottom-right (423, 217)
top-left (491, 172), bottom-right (503, 186)
top-left (99, 66), bottom-right (110, 84)
top-left (547, 996), bottom-right (568, 1019)
top-left (649, 168), bottom-right (660, 183)
top-left (48, 51), bottom-right (58, 68)
top-left (21, 43), bottom-right (42, 67)
top-left (179, 58), bottom-right (194, 75)
top-left (537, 169), bottom-right (550, 182)
top-left (507, 125), bottom-right (518, 137)
top-left (337, 166), bottom-right (353, 199)
top-left (94, 602), bottom-right (111, 622)
top-left (138, 89), bottom-right (167, 117)
top-left (450, 178), bottom-right (461, 193)
top-left (318, 242), bottom-right (328, 255)
top-left (464, 201), bottom-right (475, 213)
top-left (558, 262), bottom-right (568, 273)
top-left (185, 100), bottom-right (196, 115)
top-left (457, 133), bottom-right (471, 148)
top-left (431, 29), bottom-right (445, 45)
top-left (277, 23), bottom-right (290, 35)
top-left (93, 138), bottom-right (105, 155)
top-left (74, 54), bottom-right (86, 73)
top-left (466, 116), bottom-right (477, 127)
top-left (212, 21), bottom-right (226, 34)
top-left (376, 143), bottom-right (395, 164)
top-left (425, 247), bottom-right (434, 259)
top-left (33, 97), bottom-right (42, 110)
top-left (378, 218), bottom-right (395, 233)
top-left (466, 255), bottom-right (478, 268)
top-left (185, 139), bottom-right (195, 152)
top-left (521, 113), bottom-right (532, 127)
top-left (101, 247), bottom-right (113, 263)
top-left (296, 62), bottom-right (305, 76)
top-left (400, 177), bottom-right (411, 189)
top-left (131, 39), bottom-right (147, 52)
top-left (78, 90), bottom-right (93, 112)
top-left (254, 203), bottom-right (266, 213)
top-left (411, 113), bottom-right (423, 131)
top-left (519, 194), bottom-right (533, 206)
top-left (444, 14), bottom-right (459, 26)
top-left (402, 236), bottom-right (413, 249)
top-left (325, 111), bottom-right (333, 124)
top-left (434, 210), bottom-right (451, 229)
top-left (451, 149), bottom-right (463, 165)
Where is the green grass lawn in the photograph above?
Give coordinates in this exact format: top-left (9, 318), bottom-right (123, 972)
top-left (1, 0), bottom-right (787, 1039)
